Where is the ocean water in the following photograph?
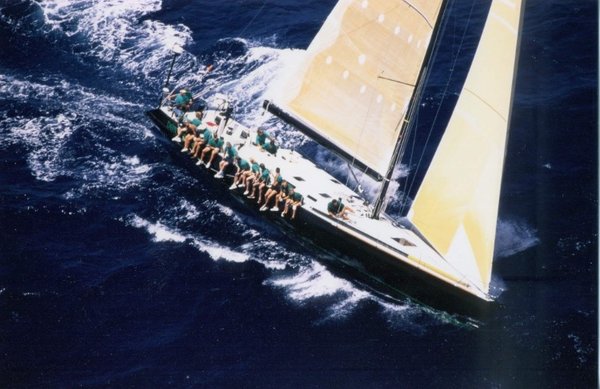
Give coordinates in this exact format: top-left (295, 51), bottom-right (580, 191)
top-left (0, 0), bottom-right (596, 388)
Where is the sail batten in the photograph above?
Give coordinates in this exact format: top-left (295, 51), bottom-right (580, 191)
top-left (463, 87), bottom-right (509, 122)
top-left (408, 0), bottom-right (524, 293)
top-left (271, 0), bottom-right (444, 177)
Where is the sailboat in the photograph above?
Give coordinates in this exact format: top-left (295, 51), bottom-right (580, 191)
top-left (147, 0), bottom-right (524, 316)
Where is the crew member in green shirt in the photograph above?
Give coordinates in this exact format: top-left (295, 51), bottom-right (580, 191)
top-left (244, 162), bottom-right (263, 196)
top-left (273, 181), bottom-right (293, 212)
top-left (261, 139), bottom-right (278, 155)
top-left (175, 110), bottom-right (204, 146)
top-left (248, 164), bottom-right (270, 200)
top-left (259, 168), bottom-right (283, 210)
top-left (191, 125), bottom-right (214, 162)
top-left (229, 157), bottom-right (251, 190)
top-left (327, 198), bottom-right (354, 220)
top-left (170, 89), bottom-right (193, 117)
top-left (200, 131), bottom-right (224, 168)
top-left (241, 158), bottom-right (261, 195)
top-left (281, 187), bottom-right (303, 220)
top-left (214, 142), bottom-right (238, 179)
top-left (254, 128), bottom-right (270, 146)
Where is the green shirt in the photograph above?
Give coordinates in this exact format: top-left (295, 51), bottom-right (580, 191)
top-left (189, 118), bottom-right (202, 127)
top-left (255, 131), bottom-right (269, 145)
top-left (224, 145), bottom-right (237, 159)
top-left (291, 192), bottom-right (303, 202)
top-left (327, 200), bottom-right (343, 214)
top-left (262, 141), bottom-right (277, 154)
top-left (237, 159), bottom-right (250, 171)
top-left (260, 168), bottom-right (270, 185)
top-left (202, 129), bottom-right (212, 143)
top-left (251, 163), bottom-right (261, 174)
top-left (174, 92), bottom-right (192, 106)
top-left (208, 137), bottom-right (224, 148)
top-left (281, 183), bottom-right (295, 196)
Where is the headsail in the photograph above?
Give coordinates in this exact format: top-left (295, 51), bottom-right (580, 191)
top-left (267, 0), bottom-right (444, 178)
top-left (408, 0), bottom-right (524, 293)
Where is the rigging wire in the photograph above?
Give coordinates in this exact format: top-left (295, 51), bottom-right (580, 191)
top-left (208, 0), bottom-right (269, 73)
top-left (234, 0), bottom-right (269, 41)
top-left (399, 0), bottom-right (478, 215)
top-left (396, 0), bottom-right (492, 297)
top-left (393, 0), bottom-right (455, 214)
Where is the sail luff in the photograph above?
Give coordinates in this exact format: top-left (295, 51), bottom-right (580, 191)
top-left (407, 0), bottom-right (525, 293)
top-left (371, 64), bottom-right (426, 218)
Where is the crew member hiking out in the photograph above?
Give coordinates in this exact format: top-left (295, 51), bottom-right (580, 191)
top-left (215, 142), bottom-right (238, 179)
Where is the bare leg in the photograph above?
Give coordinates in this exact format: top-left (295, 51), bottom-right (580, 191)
top-left (291, 204), bottom-right (300, 220)
top-left (200, 146), bottom-right (211, 163)
top-left (207, 149), bottom-right (219, 167)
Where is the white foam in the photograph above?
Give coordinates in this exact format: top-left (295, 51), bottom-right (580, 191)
top-left (192, 241), bottom-right (248, 263)
top-left (377, 299), bottom-right (422, 328)
top-left (494, 218), bottom-right (540, 258)
top-left (267, 262), bottom-right (369, 311)
top-left (320, 287), bottom-right (371, 321)
top-left (9, 114), bottom-right (76, 182)
top-left (215, 203), bottom-right (235, 218)
top-left (130, 215), bottom-right (186, 243)
top-left (27, 0), bottom-right (192, 83)
top-left (124, 156), bottom-right (151, 175)
top-left (128, 215), bottom-right (249, 263)
top-left (128, 211), bottom-right (440, 328)
top-left (0, 72), bottom-right (158, 192)
top-left (22, 292), bottom-right (42, 297)
top-left (177, 199), bottom-right (200, 220)
top-left (265, 260), bottom-right (436, 327)
top-left (567, 333), bottom-right (593, 365)
top-left (488, 274), bottom-right (507, 299)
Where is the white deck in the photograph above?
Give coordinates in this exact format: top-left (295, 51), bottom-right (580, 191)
top-left (160, 104), bottom-right (491, 301)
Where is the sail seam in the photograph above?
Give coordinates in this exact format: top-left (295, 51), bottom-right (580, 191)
top-left (402, 0), bottom-right (433, 28)
top-left (377, 75), bottom-right (415, 87)
top-left (491, 12), bottom-right (518, 36)
top-left (462, 87), bottom-right (508, 123)
top-left (335, 1), bottom-right (435, 52)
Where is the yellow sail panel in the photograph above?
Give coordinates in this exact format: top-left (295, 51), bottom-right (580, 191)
top-left (278, 0), bottom-right (443, 176)
top-left (408, 0), bottom-right (523, 292)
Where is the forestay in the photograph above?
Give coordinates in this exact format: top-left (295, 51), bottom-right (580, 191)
top-left (273, 0), bottom-right (443, 178)
top-left (408, 0), bottom-right (524, 294)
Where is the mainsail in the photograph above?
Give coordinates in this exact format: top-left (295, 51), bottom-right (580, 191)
top-left (267, 0), bottom-right (444, 179)
top-left (408, 0), bottom-right (524, 293)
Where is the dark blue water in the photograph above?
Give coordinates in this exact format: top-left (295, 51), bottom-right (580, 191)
top-left (1, 0), bottom-right (596, 387)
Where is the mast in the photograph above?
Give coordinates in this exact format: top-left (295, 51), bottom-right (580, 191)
top-left (371, 0), bottom-right (449, 219)
top-left (158, 44), bottom-right (184, 108)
